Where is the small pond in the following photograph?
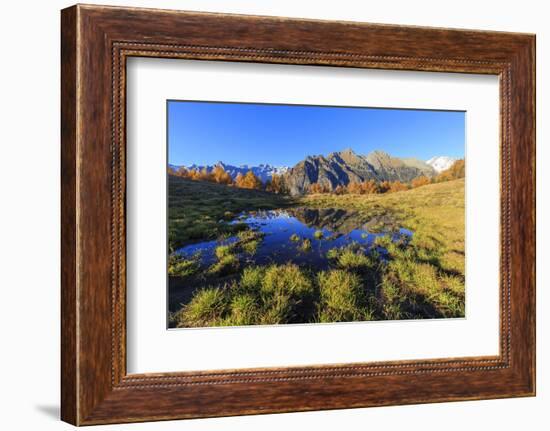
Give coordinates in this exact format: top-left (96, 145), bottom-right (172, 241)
top-left (175, 207), bottom-right (413, 271)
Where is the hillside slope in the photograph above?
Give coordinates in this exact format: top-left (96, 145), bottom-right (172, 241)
top-left (168, 175), bottom-right (292, 248)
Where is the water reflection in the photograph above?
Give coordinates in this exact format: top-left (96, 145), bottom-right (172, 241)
top-left (176, 208), bottom-right (412, 271)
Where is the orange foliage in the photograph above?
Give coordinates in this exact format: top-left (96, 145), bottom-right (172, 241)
top-left (198, 167), bottom-right (212, 181)
top-left (388, 181), bottom-right (409, 193)
top-left (235, 170), bottom-right (263, 190)
top-left (346, 179), bottom-right (380, 194)
top-left (333, 185), bottom-right (347, 195)
top-left (308, 182), bottom-right (330, 194)
top-left (211, 165), bottom-right (233, 185)
top-left (411, 175), bottom-right (431, 188)
top-left (306, 178), bottom-right (412, 195)
top-left (169, 165), bottom-right (235, 186)
top-left (346, 181), bottom-right (363, 194)
top-left (361, 180), bottom-right (380, 194)
top-left (378, 181), bottom-right (391, 193)
top-left (189, 169), bottom-right (201, 181)
top-left (378, 180), bottom-right (408, 193)
top-left (266, 174), bottom-right (286, 194)
top-left (435, 159), bottom-right (465, 183)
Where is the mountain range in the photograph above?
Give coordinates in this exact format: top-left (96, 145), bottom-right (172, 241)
top-left (282, 149), bottom-right (438, 195)
top-left (169, 162), bottom-right (289, 183)
top-left (171, 150), bottom-right (460, 196)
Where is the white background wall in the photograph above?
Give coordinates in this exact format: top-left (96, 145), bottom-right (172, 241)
top-left (0, 0), bottom-right (546, 429)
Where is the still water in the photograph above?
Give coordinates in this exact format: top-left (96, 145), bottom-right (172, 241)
top-left (176, 208), bottom-right (412, 271)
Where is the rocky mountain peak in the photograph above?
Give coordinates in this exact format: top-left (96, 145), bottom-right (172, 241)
top-left (283, 149), bottom-right (439, 196)
top-left (340, 147), bottom-right (356, 155)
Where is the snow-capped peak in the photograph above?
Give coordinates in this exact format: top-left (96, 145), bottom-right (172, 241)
top-left (426, 156), bottom-right (458, 173)
top-left (169, 162), bottom-right (289, 183)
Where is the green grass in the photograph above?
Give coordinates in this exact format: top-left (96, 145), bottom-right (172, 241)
top-left (241, 240), bottom-right (260, 255)
top-left (237, 229), bottom-right (263, 242)
top-left (225, 294), bottom-right (260, 326)
top-left (260, 264), bottom-right (314, 298)
top-left (171, 179), bottom-right (465, 327)
top-left (317, 269), bottom-right (373, 322)
top-left (174, 263), bottom-right (316, 327)
top-left (299, 238), bottom-right (312, 252)
top-left (167, 254), bottom-right (200, 278)
top-left (326, 248), bottom-right (340, 260)
top-left (237, 230), bottom-right (264, 256)
top-left (208, 254), bottom-right (240, 276)
top-left (239, 266), bottom-right (265, 292)
top-left (334, 245), bottom-right (376, 272)
top-left (299, 179), bottom-right (466, 320)
top-left (170, 226), bottom-right (267, 286)
top-left (205, 229), bottom-right (266, 276)
top-left (176, 288), bottom-right (227, 327)
top-left (168, 175), bottom-right (292, 249)
top-left (215, 244), bottom-right (236, 260)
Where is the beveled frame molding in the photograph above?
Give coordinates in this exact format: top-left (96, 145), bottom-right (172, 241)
top-left (61, 4), bottom-right (535, 425)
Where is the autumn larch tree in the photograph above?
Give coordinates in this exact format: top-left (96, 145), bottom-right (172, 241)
top-left (411, 175), bottom-right (431, 188)
top-left (266, 174), bottom-right (287, 194)
top-left (308, 182), bottom-right (329, 194)
top-left (236, 170), bottom-right (263, 190)
top-left (388, 181), bottom-right (409, 193)
top-left (360, 179), bottom-right (380, 194)
top-left (188, 168), bottom-right (201, 181)
top-left (211, 165), bottom-right (233, 185)
top-left (346, 181), bottom-right (362, 194)
top-left (378, 181), bottom-right (391, 193)
top-left (435, 159), bottom-right (465, 182)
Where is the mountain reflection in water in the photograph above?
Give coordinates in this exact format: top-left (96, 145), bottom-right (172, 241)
top-left (176, 208), bottom-right (412, 270)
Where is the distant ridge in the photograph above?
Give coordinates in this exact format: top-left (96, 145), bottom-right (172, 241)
top-left (169, 162), bottom-right (289, 183)
top-left (170, 149), bottom-right (460, 196)
top-left (282, 149), bottom-right (437, 196)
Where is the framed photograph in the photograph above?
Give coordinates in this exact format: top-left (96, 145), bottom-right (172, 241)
top-left (61, 4), bottom-right (535, 425)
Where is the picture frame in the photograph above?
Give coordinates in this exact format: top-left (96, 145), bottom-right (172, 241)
top-left (61, 4), bottom-right (535, 425)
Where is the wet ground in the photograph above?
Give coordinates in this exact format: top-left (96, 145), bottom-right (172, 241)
top-left (176, 208), bottom-right (412, 270)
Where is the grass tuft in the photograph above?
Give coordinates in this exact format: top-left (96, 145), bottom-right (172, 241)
top-left (336, 247), bottom-right (375, 271)
top-left (168, 254), bottom-right (200, 278)
top-left (299, 238), bottom-right (312, 252)
top-left (239, 266), bottom-right (265, 293)
top-left (317, 270), bottom-right (372, 322)
top-left (208, 254), bottom-right (239, 276)
top-left (176, 288), bottom-right (227, 327)
top-left (260, 264), bottom-right (314, 298)
top-left (224, 294), bottom-right (260, 326)
top-left (289, 233), bottom-right (300, 242)
top-left (215, 244), bottom-right (236, 260)
top-left (242, 239), bottom-right (260, 255)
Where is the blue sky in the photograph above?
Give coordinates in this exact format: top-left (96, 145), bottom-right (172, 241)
top-left (168, 100), bottom-right (464, 167)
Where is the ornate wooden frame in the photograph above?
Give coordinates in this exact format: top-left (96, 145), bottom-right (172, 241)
top-left (61, 4), bottom-right (535, 425)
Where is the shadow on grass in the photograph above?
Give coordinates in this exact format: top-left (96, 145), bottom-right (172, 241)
top-left (169, 176), bottom-right (295, 249)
